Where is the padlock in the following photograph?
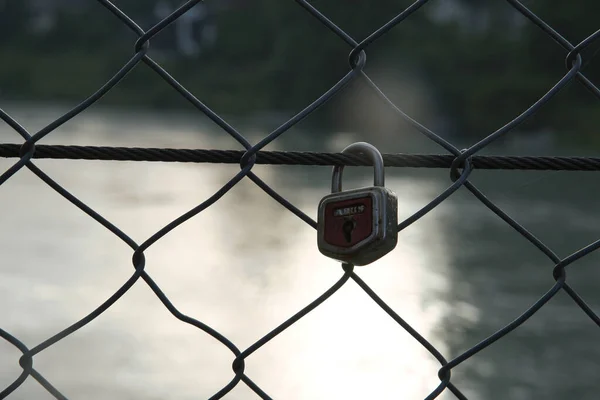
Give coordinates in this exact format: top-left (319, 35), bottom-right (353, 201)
top-left (317, 142), bottom-right (398, 266)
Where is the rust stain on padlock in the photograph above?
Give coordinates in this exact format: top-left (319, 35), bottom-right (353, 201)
top-left (323, 196), bottom-right (372, 247)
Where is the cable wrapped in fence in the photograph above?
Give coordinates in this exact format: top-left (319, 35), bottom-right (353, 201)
top-left (3, 144), bottom-right (600, 171)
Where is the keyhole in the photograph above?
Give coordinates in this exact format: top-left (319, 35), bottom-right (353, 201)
top-left (343, 219), bottom-right (356, 243)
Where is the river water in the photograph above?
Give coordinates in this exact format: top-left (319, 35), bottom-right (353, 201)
top-left (1, 104), bottom-right (599, 399)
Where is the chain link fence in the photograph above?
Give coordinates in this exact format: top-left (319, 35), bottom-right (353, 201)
top-left (1, 0), bottom-right (600, 399)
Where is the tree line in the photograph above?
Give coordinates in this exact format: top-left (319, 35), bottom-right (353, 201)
top-left (1, 1), bottom-right (599, 142)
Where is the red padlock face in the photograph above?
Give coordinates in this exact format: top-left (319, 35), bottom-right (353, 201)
top-left (323, 195), bottom-right (373, 248)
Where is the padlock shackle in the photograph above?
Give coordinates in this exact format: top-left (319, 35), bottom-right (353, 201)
top-left (332, 142), bottom-right (384, 193)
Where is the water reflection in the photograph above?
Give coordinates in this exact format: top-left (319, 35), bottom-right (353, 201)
top-left (0, 105), bottom-right (458, 399)
top-left (1, 104), bottom-right (600, 399)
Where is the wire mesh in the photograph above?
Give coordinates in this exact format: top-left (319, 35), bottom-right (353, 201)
top-left (1, 0), bottom-right (600, 399)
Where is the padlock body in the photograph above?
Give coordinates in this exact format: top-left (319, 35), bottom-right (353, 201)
top-left (317, 186), bottom-right (398, 266)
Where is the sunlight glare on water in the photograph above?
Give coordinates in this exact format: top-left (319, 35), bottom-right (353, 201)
top-left (0, 106), bottom-right (459, 399)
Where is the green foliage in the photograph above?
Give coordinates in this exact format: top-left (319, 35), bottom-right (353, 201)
top-left (1, 1), bottom-right (599, 140)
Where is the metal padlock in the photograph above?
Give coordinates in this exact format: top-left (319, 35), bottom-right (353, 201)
top-left (317, 142), bottom-right (398, 266)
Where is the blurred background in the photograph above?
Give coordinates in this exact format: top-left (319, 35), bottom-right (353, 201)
top-left (1, 1), bottom-right (600, 399)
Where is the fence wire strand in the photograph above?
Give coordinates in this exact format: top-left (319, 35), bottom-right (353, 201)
top-left (1, 0), bottom-right (600, 399)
